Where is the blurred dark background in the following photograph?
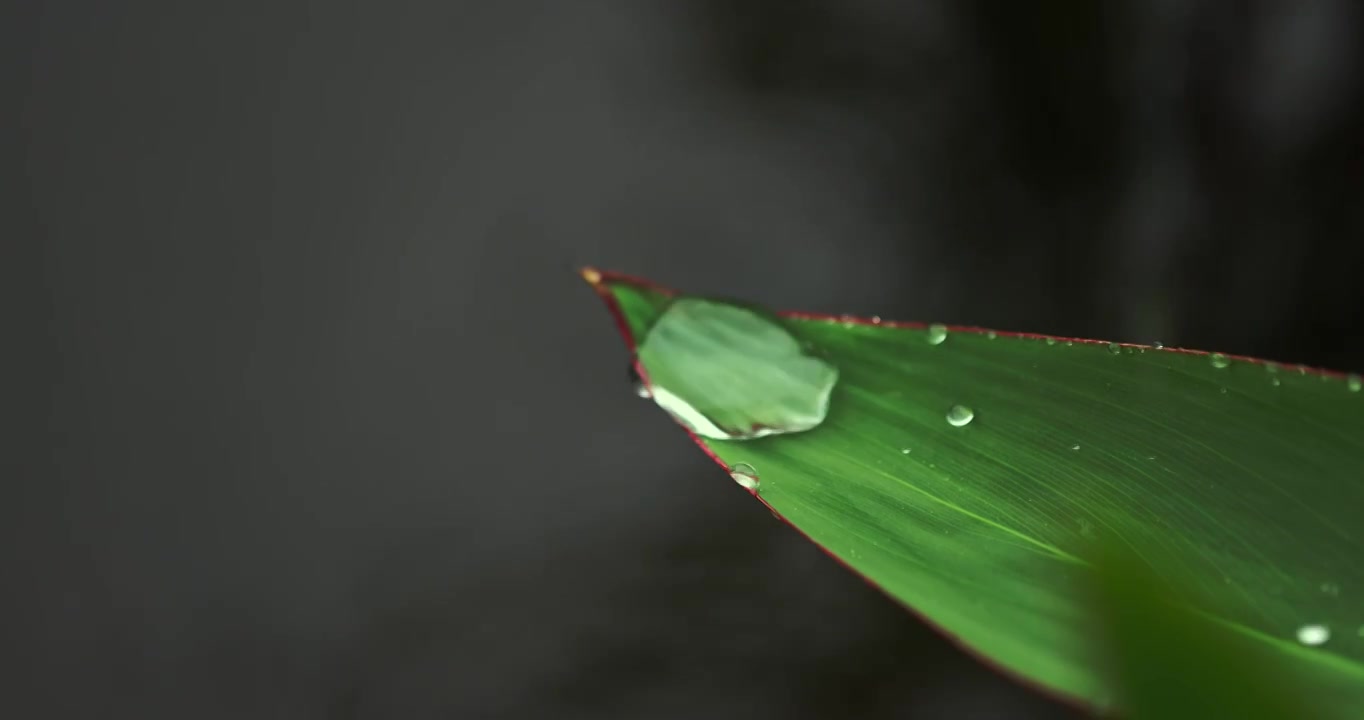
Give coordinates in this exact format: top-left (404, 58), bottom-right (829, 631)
top-left (12, 1), bottom-right (1364, 717)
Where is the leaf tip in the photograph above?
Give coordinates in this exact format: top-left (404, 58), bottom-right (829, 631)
top-left (579, 266), bottom-right (603, 287)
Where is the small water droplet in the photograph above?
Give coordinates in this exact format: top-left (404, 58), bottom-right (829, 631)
top-left (900, 448), bottom-right (912, 455)
top-left (1210, 353), bottom-right (1230, 369)
top-left (870, 315), bottom-right (882, 324)
top-left (1070, 444), bottom-right (1081, 451)
top-left (1271, 377), bottom-right (1281, 387)
top-left (1153, 340), bottom-right (1165, 349)
top-left (1045, 337), bottom-right (1057, 346)
top-left (1321, 582), bottom-right (1341, 597)
top-left (1297, 624), bottom-right (1330, 646)
top-left (1297, 364), bottom-right (1309, 375)
top-left (729, 463), bottom-right (760, 491)
top-left (946, 405), bottom-right (974, 427)
top-left (1065, 341), bottom-right (1073, 346)
top-left (986, 331), bottom-right (998, 340)
top-left (1349, 374), bottom-right (1362, 392)
top-left (1219, 387), bottom-right (1228, 394)
top-left (1266, 362), bottom-right (1280, 373)
top-left (927, 324), bottom-right (949, 345)
top-left (628, 364), bottom-right (651, 398)
top-left (1107, 343), bottom-right (1121, 355)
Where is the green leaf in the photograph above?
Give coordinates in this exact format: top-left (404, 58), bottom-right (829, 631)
top-left (584, 269), bottom-right (1364, 717)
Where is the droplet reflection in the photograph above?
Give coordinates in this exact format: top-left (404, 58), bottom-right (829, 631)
top-left (1296, 624), bottom-right (1330, 646)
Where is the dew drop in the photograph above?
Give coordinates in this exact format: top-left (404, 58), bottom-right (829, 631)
top-left (1070, 444), bottom-right (1081, 451)
top-left (1064, 341), bottom-right (1073, 346)
top-left (1296, 624), bottom-right (1330, 646)
top-left (1153, 340), bottom-right (1165, 349)
top-left (1219, 387), bottom-right (1228, 394)
top-left (1349, 374), bottom-right (1362, 392)
top-left (986, 331), bottom-right (998, 340)
top-left (927, 324), bottom-right (949, 345)
top-left (870, 315), bottom-right (882, 324)
top-left (1045, 337), bottom-right (1057, 346)
top-left (946, 405), bottom-right (975, 427)
top-left (1271, 377), bottom-right (1281, 387)
top-left (1107, 343), bottom-right (1121, 355)
top-left (1210, 353), bottom-right (1230, 369)
top-left (1321, 582), bottom-right (1341, 597)
top-left (729, 462), bottom-right (760, 491)
top-left (900, 448), bottom-right (912, 455)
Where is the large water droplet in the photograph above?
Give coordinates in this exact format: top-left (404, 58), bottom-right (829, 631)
top-left (1349, 374), bottom-right (1362, 392)
top-left (1210, 353), bottom-right (1230, 369)
top-left (1296, 624), bottom-right (1330, 646)
top-left (729, 462), bottom-right (759, 491)
top-left (1107, 343), bottom-right (1121, 355)
top-left (635, 298), bottom-right (838, 440)
top-left (927, 324), bottom-right (949, 345)
top-left (946, 405), bottom-right (975, 427)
